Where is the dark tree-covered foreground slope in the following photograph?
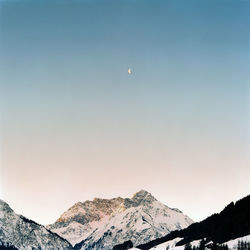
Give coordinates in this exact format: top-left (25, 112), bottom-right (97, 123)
top-left (137, 194), bottom-right (250, 249)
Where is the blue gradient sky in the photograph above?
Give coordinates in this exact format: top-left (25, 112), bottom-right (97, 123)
top-left (0, 0), bottom-right (250, 224)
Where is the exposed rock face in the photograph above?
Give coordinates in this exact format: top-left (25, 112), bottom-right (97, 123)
top-left (0, 199), bottom-right (73, 250)
top-left (54, 197), bottom-right (124, 227)
top-left (48, 190), bottom-right (193, 249)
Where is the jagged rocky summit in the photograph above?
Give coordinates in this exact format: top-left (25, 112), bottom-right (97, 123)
top-left (0, 199), bottom-right (73, 250)
top-left (48, 190), bottom-right (193, 249)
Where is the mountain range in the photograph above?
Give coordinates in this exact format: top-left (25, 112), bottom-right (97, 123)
top-left (1, 190), bottom-right (250, 250)
top-left (47, 190), bottom-right (193, 249)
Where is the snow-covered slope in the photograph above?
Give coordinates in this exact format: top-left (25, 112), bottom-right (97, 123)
top-left (149, 238), bottom-right (199, 250)
top-left (149, 235), bottom-right (250, 250)
top-left (48, 190), bottom-right (193, 249)
top-left (0, 199), bottom-right (73, 250)
top-left (225, 235), bottom-right (250, 249)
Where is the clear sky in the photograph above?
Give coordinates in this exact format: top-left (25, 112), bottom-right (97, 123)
top-left (0, 0), bottom-right (250, 225)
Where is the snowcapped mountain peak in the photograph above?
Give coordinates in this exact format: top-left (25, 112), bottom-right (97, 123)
top-left (132, 189), bottom-right (153, 197)
top-left (54, 190), bottom-right (157, 227)
top-left (131, 189), bottom-right (157, 205)
top-left (48, 190), bottom-right (193, 249)
top-left (0, 199), bottom-right (73, 250)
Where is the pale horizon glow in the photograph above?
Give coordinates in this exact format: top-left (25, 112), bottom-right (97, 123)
top-left (0, 0), bottom-right (250, 225)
